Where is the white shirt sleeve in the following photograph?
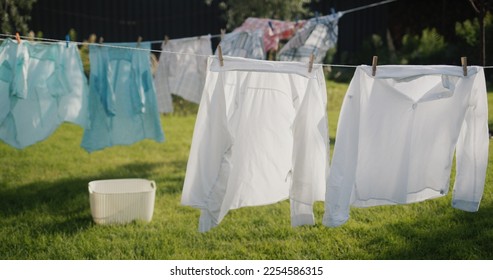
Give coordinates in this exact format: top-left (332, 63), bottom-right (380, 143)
top-left (291, 71), bottom-right (330, 226)
top-left (323, 68), bottom-right (363, 227)
top-left (452, 68), bottom-right (489, 212)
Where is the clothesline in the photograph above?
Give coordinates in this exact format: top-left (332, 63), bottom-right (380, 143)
top-left (0, 33), bottom-right (212, 58)
top-left (340, 0), bottom-right (399, 16)
top-left (0, 32), bottom-right (360, 67)
top-left (4, 33), bottom-right (490, 69)
top-left (0, 0), bottom-right (403, 66)
top-left (147, 33), bottom-right (222, 44)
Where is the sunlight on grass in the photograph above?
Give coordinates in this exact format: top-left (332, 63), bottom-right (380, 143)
top-left (0, 83), bottom-right (492, 260)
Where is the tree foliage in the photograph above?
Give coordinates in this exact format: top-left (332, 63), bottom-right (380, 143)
top-left (0, 0), bottom-right (37, 34)
top-left (455, 11), bottom-right (493, 64)
top-left (206, 0), bottom-right (311, 30)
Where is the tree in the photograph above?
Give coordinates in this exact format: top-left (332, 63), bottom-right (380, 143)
top-left (1, 0), bottom-right (37, 35)
top-left (206, 0), bottom-right (311, 30)
top-left (456, 12), bottom-right (493, 65)
top-left (467, 0), bottom-right (493, 65)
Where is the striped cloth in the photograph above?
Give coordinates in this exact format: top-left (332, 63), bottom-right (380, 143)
top-left (216, 30), bottom-right (265, 60)
top-left (278, 12), bottom-right (342, 63)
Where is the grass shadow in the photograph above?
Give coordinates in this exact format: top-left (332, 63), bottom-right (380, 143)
top-left (359, 205), bottom-right (493, 259)
top-left (0, 161), bottom-right (183, 236)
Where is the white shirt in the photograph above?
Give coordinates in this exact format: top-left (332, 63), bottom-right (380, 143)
top-left (182, 56), bottom-right (330, 232)
top-left (154, 36), bottom-right (212, 113)
top-left (324, 65), bottom-right (489, 227)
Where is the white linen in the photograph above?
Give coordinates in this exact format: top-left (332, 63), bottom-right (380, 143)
top-left (182, 56), bottom-right (330, 232)
top-left (154, 36), bottom-right (212, 113)
top-left (324, 65), bottom-right (489, 227)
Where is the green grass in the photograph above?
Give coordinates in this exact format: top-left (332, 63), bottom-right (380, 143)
top-left (1, 80), bottom-right (492, 259)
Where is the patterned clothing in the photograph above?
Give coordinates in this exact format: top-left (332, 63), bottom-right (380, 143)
top-left (215, 30), bottom-right (265, 60)
top-left (234, 17), bottom-right (305, 52)
top-left (278, 12), bottom-right (342, 63)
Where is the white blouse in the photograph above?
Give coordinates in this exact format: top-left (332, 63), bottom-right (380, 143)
top-left (324, 65), bottom-right (489, 227)
top-left (182, 56), bottom-right (330, 232)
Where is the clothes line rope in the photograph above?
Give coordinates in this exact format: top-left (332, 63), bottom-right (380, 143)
top-left (147, 33), bottom-right (222, 44)
top-left (0, 33), bottom-right (359, 67)
top-left (0, 0), bottom-right (401, 65)
top-left (2, 33), bottom-right (493, 69)
top-left (0, 33), bottom-right (212, 58)
top-left (340, 0), bottom-right (399, 16)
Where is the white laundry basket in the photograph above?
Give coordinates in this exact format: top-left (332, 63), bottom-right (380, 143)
top-left (89, 179), bottom-right (156, 225)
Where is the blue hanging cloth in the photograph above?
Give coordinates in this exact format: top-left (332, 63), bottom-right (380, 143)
top-left (81, 41), bottom-right (165, 152)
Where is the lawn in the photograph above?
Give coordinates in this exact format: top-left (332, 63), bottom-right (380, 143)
top-left (1, 80), bottom-right (492, 260)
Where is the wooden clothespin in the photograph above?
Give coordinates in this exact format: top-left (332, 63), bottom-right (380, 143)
top-left (217, 45), bottom-right (224, 66)
top-left (220, 29), bottom-right (226, 41)
top-left (164, 35), bottom-right (169, 45)
top-left (99, 37), bottom-right (104, 44)
top-left (308, 53), bottom-right (315, 73)
top-left (461, 57), bottom-right (468, 76)
top-left (372, 56), bottom-right (378, 76)
top-left (137, 36), bottom-right (143, 47)
top-left (15, 32), bottom-right (21, 44)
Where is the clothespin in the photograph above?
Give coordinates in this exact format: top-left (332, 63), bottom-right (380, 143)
top-left (65, 34), bottom-right (70, 48)
top-left (268, 21), bottom-right (274, 36)
top-left (164, 35), bottom-right (169, 45)
top-left (99, 37), bottom-right (104, 44)
top-left (15, 32), bottom-right (21, 44)
top-left (293, 16), bottom-right (300, 32)
top-left (137, 36), bottom-right (143, 47)
top-left (315, 11), bottom-right (320, 23)
top-left (308, 53), bottom-right (315, 73)
top-left (372, 56), bottom-right (378, 76)
top-left (220, 29), bottom-right (226, 41)
top-left (217, 45), bottom-right (224, 67)
top-left (461, 57), bottom-right (468, 76)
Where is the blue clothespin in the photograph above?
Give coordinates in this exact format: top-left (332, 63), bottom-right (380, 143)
top-left (65, 34), bottom-right (70, 48)
top-left (268, 21), bottom-right (274, 35)
top-left (331, 8), bottom-right (336, 15)
top-left (315, 11), bottom-right (320, 23)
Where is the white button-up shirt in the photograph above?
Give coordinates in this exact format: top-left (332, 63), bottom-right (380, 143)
top-left (324, 65), bottom-right (489, 227)
top-left (182, 56), bottom-right (330, 232)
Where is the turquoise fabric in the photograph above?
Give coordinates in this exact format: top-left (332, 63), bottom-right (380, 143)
top-left (81, 42), bottom-right (164, 152)
top-left (0, 39), bottom-right (89, 149)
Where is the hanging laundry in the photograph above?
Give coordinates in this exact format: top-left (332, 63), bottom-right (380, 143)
top-left (0, 38), bottom-right (89, 149)
top-left (58, 42), bottom-right (90, 128)
top-left (154, 36), bottom-right (212, 113)
top-left (215, 30), bottom-right (265, 60)
top-left (324, 65), bottom-right (489, 227)
top-left (278, 12), bottom-right (342, 63)
top-left (234, 17), bottom-right (305, 52)
top-left (182, 56), bottom-right (330, 232)
top-left (81, 41), bottom-right (165, 152)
